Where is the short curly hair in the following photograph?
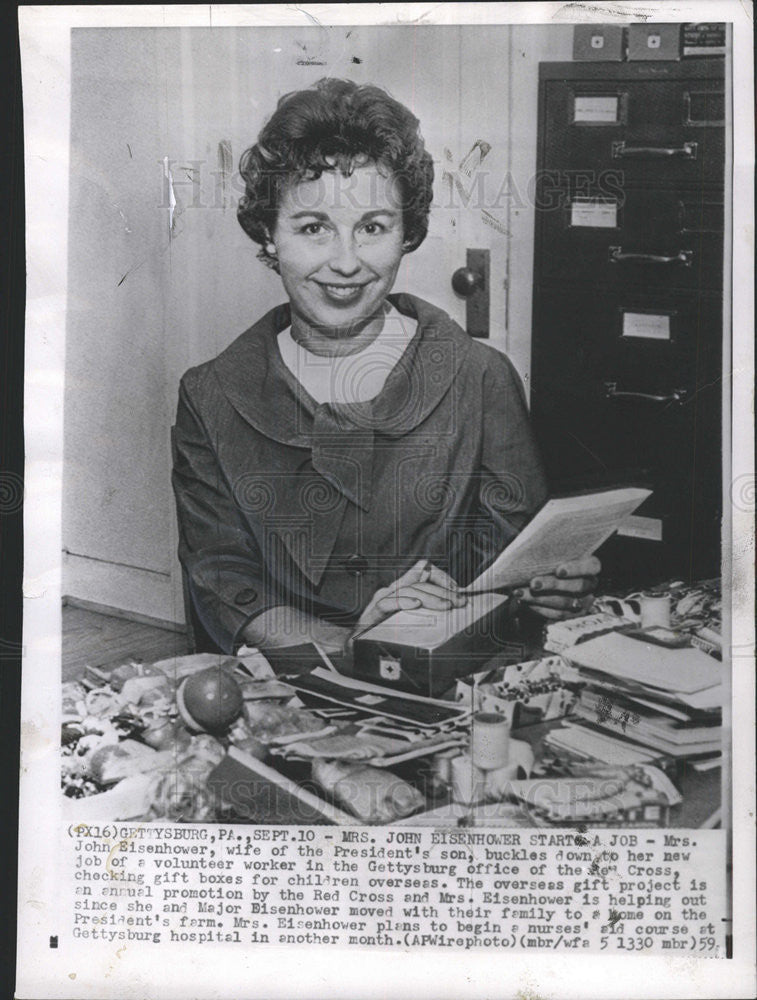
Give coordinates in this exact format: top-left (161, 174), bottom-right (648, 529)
top-left (237, 78), bottom-right (435, 271)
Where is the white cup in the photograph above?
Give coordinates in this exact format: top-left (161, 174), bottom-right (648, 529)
top-left (471, 711), bottom-right (511, 771)
top-left (431, 748), bottom-right (459, 786)
top-left (450, 754), bottom-right (487, 805)
top-left (450, 740), bottom-right (535, 805)
top-left (484, 739), bottom-right (535, 799)
top-left (640, 593), bottom-right (671, 629)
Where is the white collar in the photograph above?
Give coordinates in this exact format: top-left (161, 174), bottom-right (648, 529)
top-left (277, 302), bottom-right (417, 404)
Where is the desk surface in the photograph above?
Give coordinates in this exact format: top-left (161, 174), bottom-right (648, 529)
top-left (508, 720), bottom-right (721, 830)
top-left (63, 602), bottom-right (723, 828)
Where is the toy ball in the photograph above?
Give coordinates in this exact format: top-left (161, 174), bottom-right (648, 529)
top-left (176, 668), bottom-right (243, 734)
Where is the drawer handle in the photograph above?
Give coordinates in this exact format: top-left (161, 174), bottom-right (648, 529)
top-left (604, 382), bottom-right (689, 405)
top-left (611, 140), bottom-right (698, 160)
top-left (609, 246), bottom-right (694, 266)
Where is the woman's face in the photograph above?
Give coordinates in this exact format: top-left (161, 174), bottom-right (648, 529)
top-left (271, 162), bottom-right (406, 336)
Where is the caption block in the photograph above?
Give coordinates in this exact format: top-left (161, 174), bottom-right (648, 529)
top-left (65, 824), bottom-right (727, 955)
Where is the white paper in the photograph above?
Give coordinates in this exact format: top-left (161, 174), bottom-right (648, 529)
top-left (564, 631), bottom-right (721, 695)
top-left (573, 94), bottom-right (620, 123)
top-left (570, 200), bottom-right (619, 227)
top-left (622, 311), bottom-right (672, 340)
top-left (463, 487), bottom-right (651, 593)
top-left (617, 514), bottom-right (664, 541)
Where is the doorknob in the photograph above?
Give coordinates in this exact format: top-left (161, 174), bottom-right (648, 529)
top-left (451, 249), bottom-right (490, 338)
top-left (452, 266), bottom-right (484, 296)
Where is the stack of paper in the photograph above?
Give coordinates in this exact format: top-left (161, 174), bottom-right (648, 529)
top-left (564, 630), bottom-right (721, 693)
top-left (288, 668), bottom-right (469, 728)
top-left (562, 631), bottom-right (722, 762)
top-left (281, 668), bottom-right (470, 766)
top-left (545, 721), bottom-right (662, 766)
top-left (575, 689), bottom-right (722, 758)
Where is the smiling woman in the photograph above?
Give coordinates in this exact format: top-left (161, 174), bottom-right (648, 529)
top-left (273, 165), bottom-right (406, 352)
top-left (171, 77), bottom-right (600, 659)
top-left (236, 78), bottom-right (434, 268)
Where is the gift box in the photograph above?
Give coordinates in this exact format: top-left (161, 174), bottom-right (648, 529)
top-left (573, 25), bottom-right (626, 61)
top-left (627, 23), bottom-right (681, 61)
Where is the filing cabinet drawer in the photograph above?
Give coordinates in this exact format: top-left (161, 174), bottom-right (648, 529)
top-left (530, 287), bottom-right (722, 486)
top-left (536, 187), bottom-right (724, 291)
top-left (542, 78), bottom-right (725, 187)
top-left (530, 286), bottom-right (722, 582)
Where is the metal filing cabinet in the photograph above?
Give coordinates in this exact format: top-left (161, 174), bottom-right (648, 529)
top-left (530, 59), bottom-right (726, 589)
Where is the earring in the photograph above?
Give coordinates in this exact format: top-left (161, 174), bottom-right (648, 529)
top-left (265, 242), bottom-right (276, 256)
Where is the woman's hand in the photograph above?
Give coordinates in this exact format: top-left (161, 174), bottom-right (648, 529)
top-left (240, 606), bottom-right (351, 655)
top-left (356, 560), bottom-right (466, 630)
top-left (513, 556), bottom-right (601, 621)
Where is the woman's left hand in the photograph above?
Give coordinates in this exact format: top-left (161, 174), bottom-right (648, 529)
top-left (513, 556), bottom-right (601, 621)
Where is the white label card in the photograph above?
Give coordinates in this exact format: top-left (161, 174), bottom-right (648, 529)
top-left (622, 312), bottom-right (672, 340)
top-left (570, 200), bottom-right (618, 228)
top-left (616, 515), bottom-right (664, 541)
top-left (573, 95), bottom-right (619, 123)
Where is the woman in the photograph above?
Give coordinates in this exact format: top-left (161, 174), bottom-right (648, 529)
top-left (172, 78), bottom-right (599, 659)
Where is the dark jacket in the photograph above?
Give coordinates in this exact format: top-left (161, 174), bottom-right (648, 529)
top-left (172, 293), bottom-right (547, 652)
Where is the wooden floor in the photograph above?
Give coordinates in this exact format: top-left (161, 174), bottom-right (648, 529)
top-left (63, 605), bottom-right (191, 683)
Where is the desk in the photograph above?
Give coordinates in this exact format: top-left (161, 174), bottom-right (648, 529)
top-left (204, 713), bottom-right (721, 829)
top-left (211, 600), bottom-right (724, 827)
top-left (63, 591), bottom-right (723, 828)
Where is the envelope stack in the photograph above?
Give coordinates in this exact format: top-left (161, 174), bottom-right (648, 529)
top-left (545, 630), bottom-right (722, 768)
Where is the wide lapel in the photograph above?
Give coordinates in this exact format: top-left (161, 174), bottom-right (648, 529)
top-left (311, 406), bottom-right (374, 512)
top-left (210, 307), bottom-right (352, 587)
top-left (209, 295), bottom-right (469, 588)
top-left (212, 303), bottom-right (310, 448)
top-left (374, 294), bottom-right (471, 436)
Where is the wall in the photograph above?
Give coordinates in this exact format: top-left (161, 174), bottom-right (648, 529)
top-left (63, 24), bottom-right (573, 624)
top-left (506, 25), bottom-right (574, 384)
top-left (64, 30), bottom-right (179, 621)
